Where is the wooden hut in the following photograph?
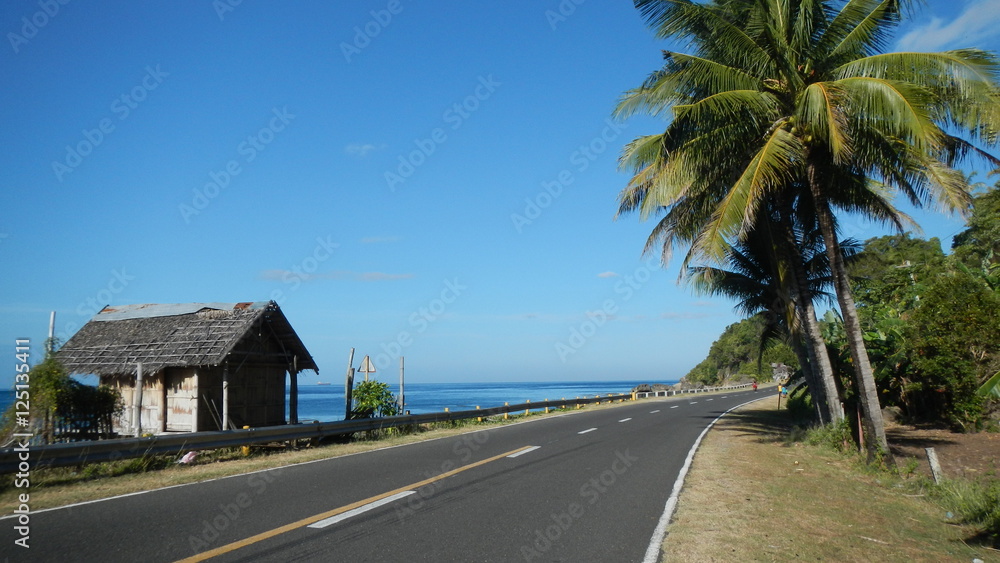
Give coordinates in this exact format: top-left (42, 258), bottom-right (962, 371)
top-left (57, 301), bottom-right (318, 435)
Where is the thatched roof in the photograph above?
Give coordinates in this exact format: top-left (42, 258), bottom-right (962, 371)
top-left (58, 301), bottom-right (318, 377)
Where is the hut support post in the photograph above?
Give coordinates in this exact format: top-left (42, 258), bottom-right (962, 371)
top-left (289, 355), bottom-right (298, 424)
top-left (160, 375), bottom-right (167, 433)
top-left (134, 362), bottom-right (143, 436)
top-left (222, 362), bottom-right (230, 431)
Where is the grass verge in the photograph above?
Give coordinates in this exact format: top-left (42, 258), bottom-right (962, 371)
top-left (658, 399), bottom-right (999, 562)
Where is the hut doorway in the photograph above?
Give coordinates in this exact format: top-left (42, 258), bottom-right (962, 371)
top-left (165, 369), bottom-right (196, 432)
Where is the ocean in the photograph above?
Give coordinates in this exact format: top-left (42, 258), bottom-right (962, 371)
top-left (0, 380), bottom-right (677, 424)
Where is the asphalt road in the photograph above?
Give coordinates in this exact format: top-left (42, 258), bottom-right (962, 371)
top-left (4, 390), bottom-right (766, 563)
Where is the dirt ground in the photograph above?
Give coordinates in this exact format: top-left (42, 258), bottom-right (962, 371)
top-left (886, 421), bottom-right (1000, 481)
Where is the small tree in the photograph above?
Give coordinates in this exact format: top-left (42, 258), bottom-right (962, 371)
top-left (350, 379), bottom-right (399, 418)
top-left (3, 352), bottom-right (122, 443)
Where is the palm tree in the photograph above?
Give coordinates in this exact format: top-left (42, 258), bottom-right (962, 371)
top-left (616, 0), bottom-right (1000, 462)
top-left (686, 197), bottom-right (854, 424)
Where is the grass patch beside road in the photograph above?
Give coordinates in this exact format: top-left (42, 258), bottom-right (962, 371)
top-left (658, 399), bottom-right (997, 562)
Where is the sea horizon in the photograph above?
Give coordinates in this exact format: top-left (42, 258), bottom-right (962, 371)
top-left (1, 379), bottom-right (679, 426)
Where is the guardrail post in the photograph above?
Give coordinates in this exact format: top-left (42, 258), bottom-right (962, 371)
top-left (525, 400), bottom-right (530, 417)
top-left (242, 426), bottom-right (250, 456)
top-left (544, 399), bottom-right (549, 415)
top-left (476, 406), bottom-right (482, 423)
top-left (504, 402), bottom-right (509, 420)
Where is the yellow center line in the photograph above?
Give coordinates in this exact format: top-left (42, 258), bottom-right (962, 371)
top-left (176, 445), bottom-right (534, 562)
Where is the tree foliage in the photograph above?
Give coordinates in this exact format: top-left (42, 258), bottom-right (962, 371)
top-left (350, 379), bottom-right (399, 418)
top-left (685, 315), bottom-right (797, 385)
top-left (619, 0), bottom-right (1000, 460)
top-left (3, 352), bottom-right (122, 443)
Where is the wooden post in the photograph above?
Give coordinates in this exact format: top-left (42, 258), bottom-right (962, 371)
top-left (135, 363), bottom-right (143, 436)
top-left (289, 355), bottom-right (298, 425)
top-left (345, 348), bottom-right (355, 420)
top-left (399, 356), bottom-right (405, 414)
top-left (160, 373), bottom-right (167, 433)
top-left (222, 361), bottom-right (230, 430)
top-left (926, 447), bottom-right (943, 484)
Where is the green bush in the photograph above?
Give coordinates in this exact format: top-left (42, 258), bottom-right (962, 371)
top-left (806, 419), bottom-right (855, 453)
top-left (350, 379), bottom-right (399, 418)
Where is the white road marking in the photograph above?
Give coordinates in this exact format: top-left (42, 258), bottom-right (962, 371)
top-left (649, 410), bottom-right (660, 414)
top-left (707, 398), bottom-right (713, 401)
top-left (689, 401), bottom-right (698, 404)
top-left (578, 428), bottom-right (597, 434)
top-left (507, 446), bottom-right (540, 458)
top-left (308, 491), bottom-right (416, 529)
top-left (619, 418), bottom-right (632, 423)
top-left (670, 405), bottom-right (679, 409)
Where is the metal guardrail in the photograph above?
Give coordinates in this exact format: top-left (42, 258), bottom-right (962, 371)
top-left (0, 394), bottom-right (633, 473)
top-left (634, 383), bottom-right (753, 398)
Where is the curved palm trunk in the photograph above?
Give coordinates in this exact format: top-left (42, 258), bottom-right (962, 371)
top-left (800, 298), bottom-right (843, 423)
top-left (807, 163), bottom-right (893, 465)
top-left (787, 322), bottom-right (825, 424)
top-left (774, 203), bottom-right (843, 425)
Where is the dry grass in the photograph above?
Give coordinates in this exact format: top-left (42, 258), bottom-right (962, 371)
top-left (658, 401), bottom-right (999, 563)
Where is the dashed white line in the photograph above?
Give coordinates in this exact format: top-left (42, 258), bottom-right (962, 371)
top-left (619, 418), bottom-right (632, 423)
top-left (707, 398), bottom-right (713, 401)
top-left (507, 446), bottom-right (540, 458)
top-left (578, 428), bottom-right (597, 434)
top-left (649, 410), bottom-right (660, 414)
top-left (308, 491), bottom-right (416, 529)
top-left (690, 401), bottom-right (698, 404)
top-left (670, 405), bottom-right (679, 409)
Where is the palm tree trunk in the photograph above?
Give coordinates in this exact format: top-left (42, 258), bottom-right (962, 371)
top-left (801, 298), bottom-right (843, 423)
top-left (787, 324), bottom-right (825, 424)
top-left (773, 202), bottom-right (843, 424)
top-left (807, 163), bottom-right (893, 465)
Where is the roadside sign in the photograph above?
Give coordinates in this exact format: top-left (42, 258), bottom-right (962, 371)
top-left (358, 355), bottom-right (376, 381)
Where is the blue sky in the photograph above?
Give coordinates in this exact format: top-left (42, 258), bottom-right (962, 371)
top-left (2, 0), bottom-right (999, 386)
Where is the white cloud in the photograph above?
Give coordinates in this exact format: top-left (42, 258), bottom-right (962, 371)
top-left (896, 1), bottom-right (1000, 52)
top-left (344, 143), bottom-right (385, 157)
top-left (597, 271), bottom-right (619, 278)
